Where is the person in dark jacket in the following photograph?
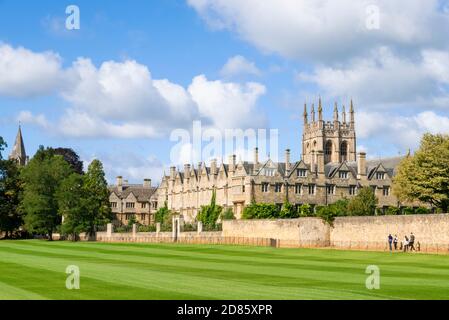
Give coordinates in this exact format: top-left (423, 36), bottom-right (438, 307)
top-left (388, 234), bottom-right (393, 251)
top-left (393, 234), bottom-right (398, 250)
top-left (409, 232), bottom-right (416, 251)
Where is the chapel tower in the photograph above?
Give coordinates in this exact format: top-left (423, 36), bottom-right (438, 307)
top-left (302, 98), bottom-right (356, 165)
top-left (9, 125), bottom-right (27, 166)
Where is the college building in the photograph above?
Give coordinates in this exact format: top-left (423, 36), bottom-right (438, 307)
top-left (156, 100), bottom-right (407, 223)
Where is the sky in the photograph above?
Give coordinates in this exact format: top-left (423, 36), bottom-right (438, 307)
top-left (1, 0), bottom-right (449, 184)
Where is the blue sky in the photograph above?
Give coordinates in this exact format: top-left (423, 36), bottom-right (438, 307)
top-left (1, 0), bottom-right (449, 183)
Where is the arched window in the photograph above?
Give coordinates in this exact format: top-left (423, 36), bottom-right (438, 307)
top-left (340, 141), bottom-right (348, 162)
top-left (324, 140), bottom-right (332, 163)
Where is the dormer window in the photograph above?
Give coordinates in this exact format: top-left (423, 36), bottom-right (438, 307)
top-left (376, 172), bottom-right (386, 180)
top-left (297, 169), bottom-right (307, 177)
top-left (338, 171), bottom-right (349, 179)
top-left (264, 168), bottom-right (275, 176)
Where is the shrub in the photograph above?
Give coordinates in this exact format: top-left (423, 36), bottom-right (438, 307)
top-left (242, 203), bottom-right (280, 219)
top-left (280, 200), bottom-right (299, 219)
top-left (347, 187), bottom-right (378, 216)
top-left (402, 207), bottom-right (415, 215)
top-left (221, 208), bottom-right (236, 220)
top-left (182, 223), bottom-right (197, 232)
top-left (197, 190), bottom-right (222, 228)
top-left (415, 207), bottom-right (431, 215)
top-left (298, 204), bottom-right (313, 217)
top-left (385, 206), bottom-right (400, 215)
top-left (138, 225), bottom-right (156, 232)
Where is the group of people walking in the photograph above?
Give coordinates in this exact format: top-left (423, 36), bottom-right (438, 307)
top-left (388, 233), bottom-right (417, 252)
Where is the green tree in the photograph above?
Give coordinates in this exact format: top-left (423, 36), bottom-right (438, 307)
top-left (393, 133), bottom-right (449, 212)
top-left (0, 136), bottom-right (5, 160)
top-left (155, 201), bottom-right (170, 224)
top-left (21, 147), bottom-right (72, 240)
top-left (316, 199), bottom-right (349, 225)
top-left (197, 190), bottom-right (222, 227)
top-left (347, 187), bottom-right (378, 216)
top-left (82, 160), bottom-right (113, 238)
top-left (298, 204), bottom-right (313, 217)
top-left (57, 173), bottom-right (86, 240)
top-left (242, 203), bottom-right (280, 219)
top-left (221, 208), bottom-right (236, 220)
top-left (0, 138), bottom-right (23, 238)
top-left (280, 200), bottom-right (299, 219)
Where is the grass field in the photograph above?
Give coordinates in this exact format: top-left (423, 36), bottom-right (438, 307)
top-left (0, 240), bottom-right (448, 300)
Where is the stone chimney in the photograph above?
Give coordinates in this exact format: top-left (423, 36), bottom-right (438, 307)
top-left (184, 164), bottom-right (191, 178)
top-left (357, 152), bottom-right (367, 179)
top-left (316, 150), bottom-right (325, 175)
top-left (285, 149), bottom-right (291, 174)
top-left (197, 162), bottom-right (203, 173)
top-left (143, 179), bottom-right (151, 188)
top-left (170, 166), bottom-right (176, 180)
top-left (228, 154), bottom-right (236, 173)
top-left (254, 147), bottom-right (259, 165)
top-left (210, 159), bottom-right (217, 175)
top-left (116, 176), bottom-right (123, 192)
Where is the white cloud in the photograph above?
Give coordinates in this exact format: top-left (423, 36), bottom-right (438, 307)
top-left (188, 0), bottom-right (449, 62)
top-left (83, 152), bottom-right (164, 184)
top-left (0, 44), bottom-right (65, 97)
top-left (297, 47), bottom-right (449, 110)
top-left (5, 44), bottom-right (267, 139)
top-left (220, 55), bottom-right (261, 78)
top-left (188, 74), bottom-right (266, 130)
top-left (356, 110), bottom-right (449, 150)
top-left (17, 111), bottom-right (50, 129)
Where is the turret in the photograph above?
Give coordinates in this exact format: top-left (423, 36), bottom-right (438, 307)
top-left (303, 103), bottom-right (308, 125)
top-left (350, 99), bottom-right (355, 129)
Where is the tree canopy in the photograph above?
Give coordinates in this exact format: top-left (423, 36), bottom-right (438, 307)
top-left (53, 148), bottom-right (84, 174)
top-left (393, 133), bottom-right (449, 212)
top-left (347, 187), bottom-right (378, 216)
top-left (20, 146), bottom-right (72, 240)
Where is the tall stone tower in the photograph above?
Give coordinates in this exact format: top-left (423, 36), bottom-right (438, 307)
top-left (9, 125), bottom-right (27, 166)
top-left (302, 98), bottom-right (356, 165)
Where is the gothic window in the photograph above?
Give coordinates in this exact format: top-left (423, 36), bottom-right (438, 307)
top-left (261, 183), bottom-right (269, 192)
top-left (295, 183), bottom-right (302, 194)
top-left (274, 184), bottom-right (282, 193)
top-left (349, 185), bottom-right (357, 195)
top-left (308, 184), bottom-right (316, 195)
top-left (340, 141), bottom-right (348, 162)
top-left (324, 140), bottom-right (333, 163)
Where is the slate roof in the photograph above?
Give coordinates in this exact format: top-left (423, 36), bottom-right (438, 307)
top-left (109, 185), bottom-right (157, 202)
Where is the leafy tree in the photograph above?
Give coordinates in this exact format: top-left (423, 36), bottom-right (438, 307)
top-left (298, 204), bottom-right (313, 217)
top-left (347, 187), bottom-right (378, 216)
top-left (127, 215), bottom-right (137, 227)
top-left (385, 206), bottom-right (400, 215)
top-left (56, 173), bottom-right (86, 240)
top-left (0, 137), bottom-right (23, 238)
top-left (21, 147), bottom-right (72, 240)
top-left (0, 136), bottom-right (5, 160)
top-left (155, 201), bottom-right (170, 224)
top-left (197, 190), bottom-right (222, 227)
top-left (393, 133), bottom-right (449, 212)
top-left (53, 148), bottom-right (84, 174)
top-left (242, 203), bottom-right (280, 219)
top-left (82, 159), bottom-right (113, 238)
top-left (221, 208), bottom-right (236, 220)
top-left (280, 200), bottom-right (299, 219)
top-left (316, 199), bottom-right (349, 225)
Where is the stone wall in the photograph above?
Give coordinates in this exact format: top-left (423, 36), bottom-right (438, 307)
top-left (223, 218), bottom-right (330, 247)
top-left (331, 214), bottom-right (449, 252)
top-left (222, 214), bottom-right (449, 253)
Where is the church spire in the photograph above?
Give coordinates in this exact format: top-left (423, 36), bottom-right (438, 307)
top-left (311, 103), bottom-right (315, 122)
top-left (350, 99), bottom-right (355, 129)
top-left (9, 125), bottom-right (27, 166)
top-left (303, 103), bottom-right (308, 125)
top-left (333, 102), bottom-right (339, 123)
top-left (318, 96), bottom-right (323, 121)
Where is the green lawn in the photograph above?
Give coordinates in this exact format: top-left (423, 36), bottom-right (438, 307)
top-left (0, 240), bottom-right (448, 300)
